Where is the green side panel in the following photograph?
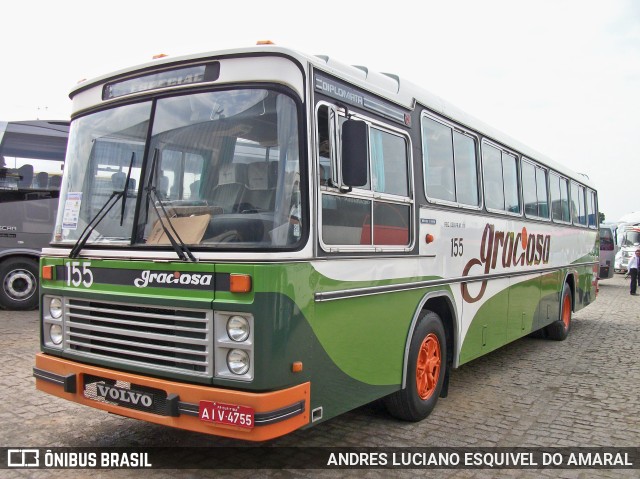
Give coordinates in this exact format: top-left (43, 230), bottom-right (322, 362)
top-left (311, 291), bottom-right (423, 386)
top-left (459, 271), bottom-right (563, 365)
top-left (248, 290), bottom-right (397, 422)
top-left (252, 263), bottom-right (437, 386)
top-left (507, 276), bottom-right (540, 341)
top-left (459, 282), bottom-right (508, 364)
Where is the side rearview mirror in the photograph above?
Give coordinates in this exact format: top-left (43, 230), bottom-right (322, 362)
top-left (341, 119), bottom-right (368, 188)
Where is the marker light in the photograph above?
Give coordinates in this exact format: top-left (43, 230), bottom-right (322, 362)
top-left (230, 274), bottom-right (252, 293)
top-left (42, 265), bottom-right (54, 280)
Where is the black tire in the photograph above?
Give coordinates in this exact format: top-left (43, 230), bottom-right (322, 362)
top-left (384, 310), bottom-right (447, 421)
top-left (545, 282), bottom-right (572, 341)
top-left (0, 256), bottom-right (39, 310)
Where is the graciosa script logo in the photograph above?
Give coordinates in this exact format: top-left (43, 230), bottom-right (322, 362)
top-left (461, 224), bottom-right (551, 303)
top-left (133, 270), bottom-right (213, 288)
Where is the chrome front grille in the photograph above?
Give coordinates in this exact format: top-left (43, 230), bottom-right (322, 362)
top-left (63, 298), bottom-right (213, 377)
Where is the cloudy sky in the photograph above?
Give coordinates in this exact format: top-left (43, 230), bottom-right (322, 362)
top-left (2, 0), bottom-right (638, 222)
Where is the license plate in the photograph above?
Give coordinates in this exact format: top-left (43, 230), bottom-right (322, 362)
top-left (199, 400), bottom-right (254, 429)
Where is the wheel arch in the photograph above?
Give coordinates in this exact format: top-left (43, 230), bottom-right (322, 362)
top-left (0, 249), bottom-right (42, 261)
top-left (401, 290), bottom-right (459, 391)
top-left (563, 270), bottom-right (577, 313)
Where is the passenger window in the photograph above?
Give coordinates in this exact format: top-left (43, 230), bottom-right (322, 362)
top-left (550, 172), bottom-right (571, 222)
top-left (453, 132), bottom-right (479, 207)
top-left (322, 195), bottom-right (371, 245)
top-left (318, 104), bottom-right (412, 249)
top-left (482, 144), bottom-right (520, 214)
top-left (371, 128), bottom-right (408, 197)
top-left (502, 152), bottom-right (520, 213)
top-left (482, 144), bottom-right (504, 211)
top-left (522, 160), bottom-right (549, 219)
top-left (587, 190), bottom-right (597, 228)
top-left (522, 162), bottom-right (537, 216)
top-left (422, 117), bottom-right (455, 202)
top-left (422, 116), bottom-right (479, 206)
top-left (371, 202), bottom-right (410, 245)
top-left (571, 182), bottom-right (587, 226)
top-left (536, 166), bottom-right (549, 218)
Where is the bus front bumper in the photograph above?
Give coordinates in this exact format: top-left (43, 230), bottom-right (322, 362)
top-left (34, 353), bottom-right (310, 441)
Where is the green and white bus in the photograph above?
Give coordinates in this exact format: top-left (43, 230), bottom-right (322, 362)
top-left (34, 44), bottom-right (599, 441)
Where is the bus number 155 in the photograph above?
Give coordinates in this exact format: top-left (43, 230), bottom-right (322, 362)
top-left (451, 238), bottom-right (464, 257)
top-left (65, 261), bottom-right (94, 288)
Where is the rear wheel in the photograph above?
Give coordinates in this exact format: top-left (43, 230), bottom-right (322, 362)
top-left (384, 310), bottom-right (446, 421)
top-left (545, 282), bottom-right (572, 341)
top-left (0, 256), bottom-right (39, 310)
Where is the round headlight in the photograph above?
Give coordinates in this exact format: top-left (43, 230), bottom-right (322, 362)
top-left (226, 315), bottom-right (250, 342)
top-left (50, 297), bottom-right (63, 319)
top-left (50, 324), bottom-right (63, 345)
top-left (227, 349), bottom-right (250, 375)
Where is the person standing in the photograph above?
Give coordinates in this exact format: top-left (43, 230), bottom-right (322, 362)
top-left (627, 249), bottom-right (640, 295)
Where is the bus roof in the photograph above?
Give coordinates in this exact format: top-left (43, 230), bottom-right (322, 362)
top-left (0, 120), bottom-right (69, 161)
top-left (69, 45), bottom-right (594, 189)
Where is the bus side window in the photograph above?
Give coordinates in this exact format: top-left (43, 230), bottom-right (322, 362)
top-left (316, 104), bottom-right (333, 187)
top-left (482, 144), bottom-right (504, 211)
top-left (587, 190), bottom-right (597, 227)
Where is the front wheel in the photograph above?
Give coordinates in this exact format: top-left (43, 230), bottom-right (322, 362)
top-left (0, 256), bottom-right (39, 310)
top-left (384, 310), bottom-right (447, 421)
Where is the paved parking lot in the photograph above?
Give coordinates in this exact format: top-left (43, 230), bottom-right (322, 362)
top-left (1, 274), bottom-right (639, 478)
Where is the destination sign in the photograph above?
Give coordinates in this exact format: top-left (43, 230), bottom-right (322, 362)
top-left (314, 73), bottom-right (410, 126)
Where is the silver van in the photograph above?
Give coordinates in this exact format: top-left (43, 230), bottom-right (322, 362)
top-left (599, 225), bottom-right (618, 279)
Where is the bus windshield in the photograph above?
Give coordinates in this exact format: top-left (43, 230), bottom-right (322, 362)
top-left (53, 88), bottom-right (302, 250)
top-left (622, 230), bottom-right (640, 247)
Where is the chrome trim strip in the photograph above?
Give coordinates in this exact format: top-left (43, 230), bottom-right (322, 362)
top-left (254, 401), bottom-right (306, 426)
top-left (33, 368), bottom-right (76, 393)
top-left (314, 262), bottom-right (598, 302)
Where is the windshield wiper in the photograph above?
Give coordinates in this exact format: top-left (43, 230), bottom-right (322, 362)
top-left (145, 148), bottom-right (196, 262)
top-left (69, 190), bottom-right (123, 259)
top-left (70, 152), bottom-right (137, 259)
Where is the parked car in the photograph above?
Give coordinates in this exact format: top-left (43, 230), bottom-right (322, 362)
top-left (599, 225), bottom-right (617, 279)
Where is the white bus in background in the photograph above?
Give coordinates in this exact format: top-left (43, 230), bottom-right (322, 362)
top-left (0, 120), bottom-right (69, 309)
top-left (615, 224), bottom-right (640, 274)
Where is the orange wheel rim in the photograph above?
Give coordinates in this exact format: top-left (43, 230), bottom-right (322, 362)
top-left (416, 333), bottom-right (442, 400)
top-left (562, 293), bottom-right (571, 329)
